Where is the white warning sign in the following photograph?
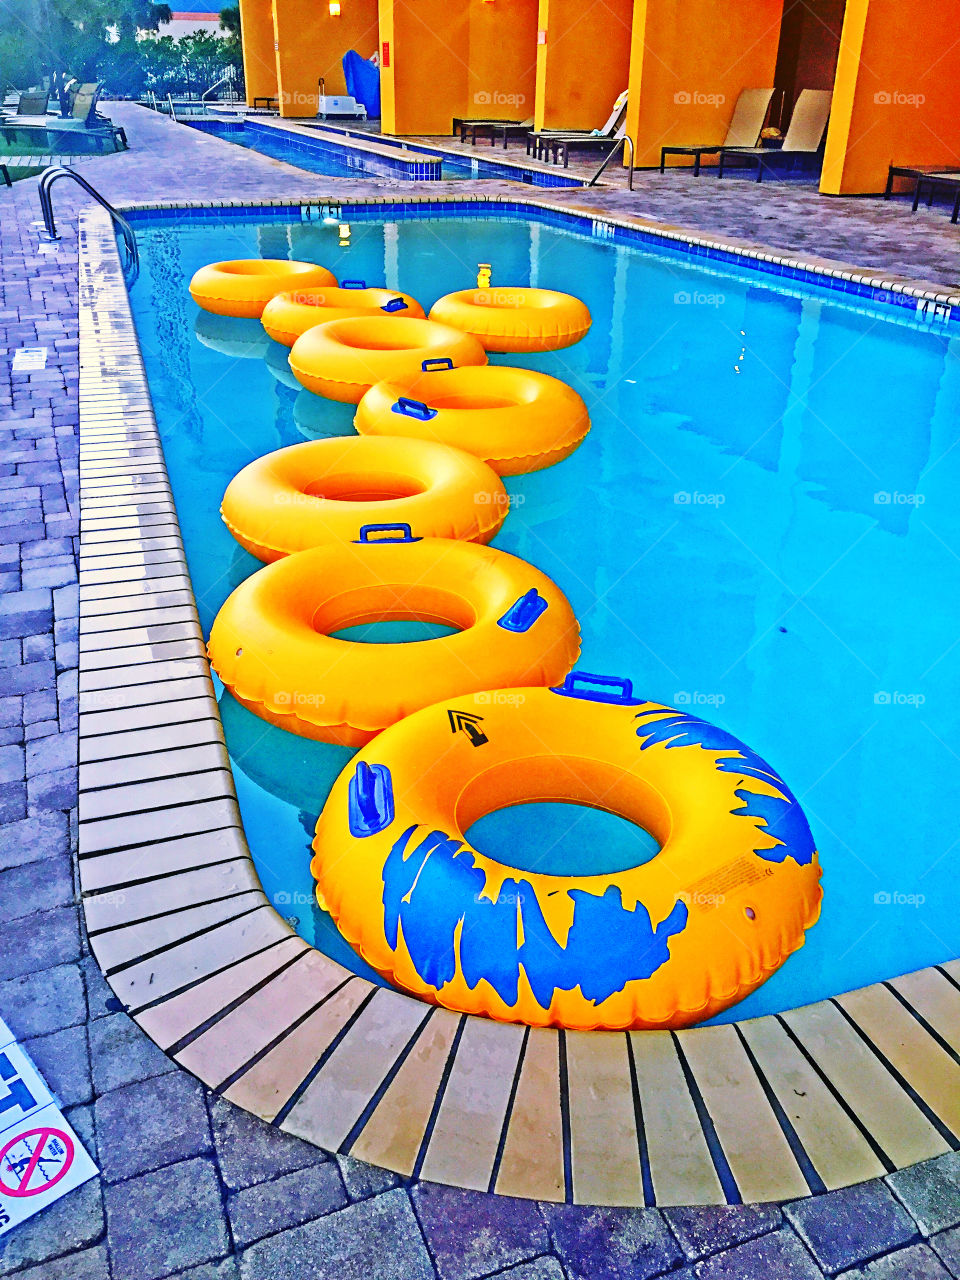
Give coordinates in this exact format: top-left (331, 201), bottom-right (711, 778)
top-left (0, 1014), bottom-right (98, 1235)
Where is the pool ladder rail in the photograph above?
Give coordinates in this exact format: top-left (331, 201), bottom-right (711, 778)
top-left (37, 166), bottom-right (138, 281)
top-left (588, 133), bottom-right (635, 190)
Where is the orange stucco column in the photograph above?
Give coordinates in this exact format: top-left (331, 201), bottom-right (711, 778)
top-left (626, 0), bottom-right (783, 169)
top-left (379, 0), bottom-right (537, 136)
top-left (239, 0), bottom-right (278, 106)
top-left (272, 0), bottom-right (379, 118)
top-left (821, 0), bottom-right (960, 195)
top-left (534, 0), bottom-right (633, 131)
top-left (467, 0), bottom-right (538, 128)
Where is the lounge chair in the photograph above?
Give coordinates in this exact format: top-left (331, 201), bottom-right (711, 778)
top-left (542, 118), bottom-right (627, 167)
top-left (464, 118), bottom-right (534, 147)
top-left (1, 89), bottom-right (50, 120)
top-left (9, 84), bottom-right (103, 131)
top-left (660, 88), bottom-right (776, 175)
top-left (717, 88), bottom-right (832, 181)
top-left (885, 163), bottom-right (960, 198)
top-left (66, 84), bottom-right (102, 126)
top-left (452, 116), bottom-right (514, 137)
top-left (911, 171), bottom-right (960, 223)
top-left (526, 91), bottom-right (627, 159)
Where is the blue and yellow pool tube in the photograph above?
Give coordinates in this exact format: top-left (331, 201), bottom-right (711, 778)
top-left (311, 674), bottom-right (822, 1030)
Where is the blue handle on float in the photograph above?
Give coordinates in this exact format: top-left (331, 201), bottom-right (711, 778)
top-left (392, 397), bottom-right (438, 421)
top-left (422, 357), bottom-right (454, 372)
top-left (354, 522), bottom-right (421, 544)
top-left (341, 279), bottom-right (366, 289)
top-left (551, 670), bottom-right (639, 705)
top-left (348, 761), bottom-right (394, 837)
top-left (381, 297), bottom-right (408, 313)
top-left (497, 588), bottom-right (548, 633)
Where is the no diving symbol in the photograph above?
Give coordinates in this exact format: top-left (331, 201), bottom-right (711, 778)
top-left (0, 1128), bottom-right (74, 1198)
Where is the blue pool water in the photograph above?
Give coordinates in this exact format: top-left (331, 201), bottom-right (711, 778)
top-left (125, 205), bottom-right (960, 1024)
top-left (186, 118), bottom-right (583, 185)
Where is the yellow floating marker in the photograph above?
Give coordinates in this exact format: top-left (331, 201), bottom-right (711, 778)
top-left (429, 287), bottom-right (591, 353)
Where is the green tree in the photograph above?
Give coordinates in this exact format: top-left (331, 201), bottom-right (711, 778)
top-left (219, 6), bottom-right (240, 40)
top-left (135, 27), bottom-right (242, 99)
top-left (0, 0), bottom-right (171, 95)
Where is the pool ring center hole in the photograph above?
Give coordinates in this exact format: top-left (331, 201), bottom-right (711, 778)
top-left (312, 584), bottom-right (477, 639)
top-left (302, 472), bottom-right (426, 501)
top-left (466, 802), bottom-right (662, 878)
top-left (457, 754), bottom-right (669, 880)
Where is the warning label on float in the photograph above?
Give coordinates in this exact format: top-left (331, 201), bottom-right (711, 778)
top-left (0, 1015), bottom-right (98, 1235)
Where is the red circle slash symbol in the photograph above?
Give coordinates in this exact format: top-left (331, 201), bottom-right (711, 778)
top-left (0, 1128), bottom-right (75, 1197)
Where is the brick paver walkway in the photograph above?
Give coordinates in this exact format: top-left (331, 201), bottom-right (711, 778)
top-left (2, 102), bottom-right (960, 1280)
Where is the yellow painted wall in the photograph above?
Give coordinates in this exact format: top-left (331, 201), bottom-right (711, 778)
top-left (380, 0), bottom-right (470, 134)
top-left (273, 0), bottom-right (379, 117)
top-left (239, 0), bottom-right (278, 106)
top-left (821, 0), bottom-right (960, 195)
top-left (378, 0), bottom-right (394, 133)
top-left (467, 0), bottom-right (538, 126)
top-left (379, 0), bottom-right (537, 135)
top-left (626, 0), bottom-right (783, 168)
top-left (534, 0), bottom-right (632, 130)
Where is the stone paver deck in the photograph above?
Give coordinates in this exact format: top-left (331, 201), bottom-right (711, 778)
top-left (3, 101), bottom-right (960, 1278)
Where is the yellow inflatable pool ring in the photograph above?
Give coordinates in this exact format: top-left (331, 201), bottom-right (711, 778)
top-left (220, 436), bottom-right (509, 561)
top-left (208, 533), bottom-right (580, 746)
top-left (354, 365), bottom-right (590, 475)
top-left (289, 316), bottom-right (487, 404)
top-left (428, 287), bottom-right (592, 353)
top-left (310, 675), bottom-right (822, 1030)
top-left (262, 282), bottom-right (426, 346)
top-left (189, 259), bottom-right (337, 319)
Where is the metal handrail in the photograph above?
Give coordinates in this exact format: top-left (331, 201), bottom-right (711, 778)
top-left (37, 167), bottom-right (138, 273)
top-left (166, 93), bottom-right (178, 122)
top-left (202, 68), bottom-right (245, 115)
top-left (588, 133), bottom-right (635, 189)
top-left (202, 72), bottom-right (232, 111)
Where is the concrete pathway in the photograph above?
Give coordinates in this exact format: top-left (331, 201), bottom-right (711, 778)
top-left (2, 101), bottom-right (960, 1280)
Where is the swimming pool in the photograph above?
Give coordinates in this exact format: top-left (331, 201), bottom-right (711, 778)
top-left (124, 201), bottom-right (960, 1028)
top-left (186, 118), bottom-right (584, 186)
